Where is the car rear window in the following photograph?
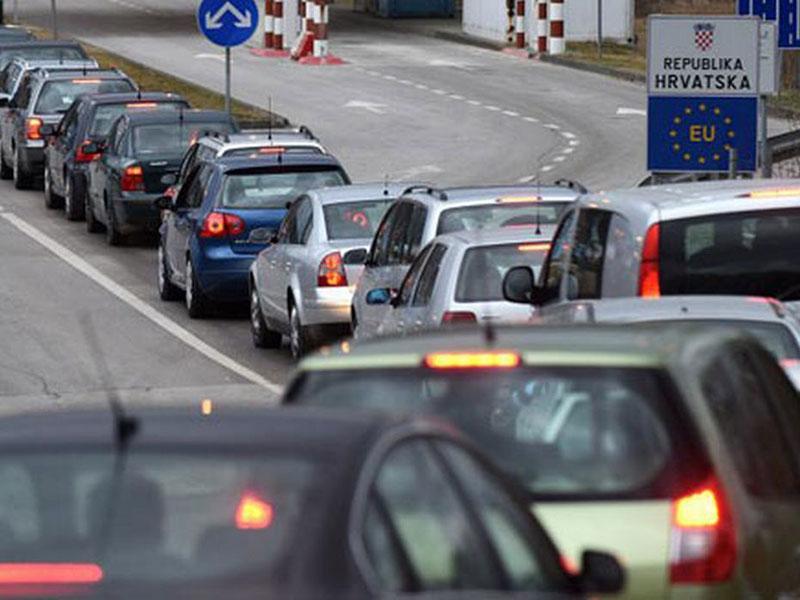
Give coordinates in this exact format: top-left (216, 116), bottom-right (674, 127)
top-left (34, 79), bottom-right (134, 114)
top-left (221, 168), bottom-right (347, 209)
top-left (132, 121), bottom-right (234, 156)
top-left (88, 102), bottom-right (186, 137)
top-left (437, 202), bottom-right (567, 235)
top-left (323, 199), bottom-right (392, 240)
top-left (290, 367), bottom-right (694, 499)
top-left (0, 451), bottom-right (323, 592)
top-left (0, 46), bottom-right (86, 68)
top-left (660, 208), bottom-right (800, 301)
top-left (223, 146), bottom-right (323, 158)
top-left (456, 242), bottom-right (551, 302)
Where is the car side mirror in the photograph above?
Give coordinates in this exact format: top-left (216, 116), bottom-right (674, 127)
top-left (577, 550), bottom-right (625, 595)
top-left (39, 123), bottom-right (56, 137)
top-left (343, 248), bottom-right (368, 265)
top-left (366, 288), bottom-right (393, 306)
top-left (503, 266), bottom-right (536, 304)
top-left (160, 173), bottom-right (177, 186)
top-left (154, 195), bottom-right (172, 211)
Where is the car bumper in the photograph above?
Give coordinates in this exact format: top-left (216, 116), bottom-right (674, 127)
top-left (19, 144), bottom-right (44, 171)
top-left (303, 286), bottom-right (355, 326)
top-left (112, 193), bottom-right (161, 233)
top-left (195, 247), bottom-right (256, 303)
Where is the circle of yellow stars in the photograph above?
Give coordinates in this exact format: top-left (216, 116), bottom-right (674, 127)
top-left (669, 103), bottom-right (736, 165)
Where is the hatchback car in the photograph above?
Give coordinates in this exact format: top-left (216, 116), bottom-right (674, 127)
top-left (351, 183), bottom-right (580, 339)
top-left (0, 56), bottom-right (98, 105)
top-left (501, 180), bottom-right (800, 316)
top-left (372, 226), bottom-right (556, 338)
top-left (1, 67), bottom-right (135, 189)
top-left (286, 324), bottom-right (800, 598)
top-left (0, 40), bottom-right (88, 71)
top-left (157, 154), bottom-right (350, 318)
top-left (42, 92), bottom-right (189, 219)
top-left (0, 406), bottom-right (621, 598)
top-left (85, 109), bottom-right (237, 245)
top-left (0, 26), bottom-right (34, 43)
top-left (250, 183), bottom-right (405, 357)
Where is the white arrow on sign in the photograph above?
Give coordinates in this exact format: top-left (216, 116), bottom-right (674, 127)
top-left (344, 100), bottom-right (388, 115)
top-left (205, 1), bottom-right (253, 30)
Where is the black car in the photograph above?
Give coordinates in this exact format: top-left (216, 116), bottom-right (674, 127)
top-left (0, 40), bottom-right (88, 70)
top-left (85, 109), bottom-right (238, 245)
top-left (42, 92), bottom-right (189, 220)
top-left (0, 406), bottom-right (622, 599)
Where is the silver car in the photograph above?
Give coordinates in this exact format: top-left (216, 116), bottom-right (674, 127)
top-left (0, 57), bottom-right (99, 105)
top-left (249, 183), bottom-right (406, 358)
top-left (374, 227), bottom-right (556, 338)
top-left (502, 180), bottom-right (800, 317)
top-left (352, 183), bottom-right (581, 339)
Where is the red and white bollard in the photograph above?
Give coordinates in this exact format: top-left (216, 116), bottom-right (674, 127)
top-left (264, 0), bottom-right (274, 48)
top-left (312, 0), bottom-right (329, 58)
top-left (273, 0), bottom-right (284, 49)
top-left (305, 1), bottom-right (315, 34)
top-left (548, 0), bottom-right (565, 55)
top-left (515, 0), bottom-right (525, 49)
top-left (537, 0), bottom-right (547, 54)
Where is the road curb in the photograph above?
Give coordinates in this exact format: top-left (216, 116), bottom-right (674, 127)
top-left (431, 29), bottom-right (509, 52)
top-left (539, 54), bottom-right (645, 84)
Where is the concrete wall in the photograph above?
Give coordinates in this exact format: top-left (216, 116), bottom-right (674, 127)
top-left (462, 0), bottom-right (509, 43)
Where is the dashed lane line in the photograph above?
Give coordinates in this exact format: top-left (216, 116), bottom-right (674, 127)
top-left (0, 212), bottom-right (283, 397)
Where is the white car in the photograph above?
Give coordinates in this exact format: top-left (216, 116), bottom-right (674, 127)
top-left (373, 227), bottom-right (556, 338)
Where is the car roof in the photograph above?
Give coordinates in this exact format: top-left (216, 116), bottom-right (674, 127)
top-left (307, 182), bottom-right (414, 204)
top-left (215, 153), bottom-right (344, 172)
top-left (84, 92), bottom-right (186, 106)
top-left (0, 40), bottom-right (83, 50)
top-left (10, 57), bottom-right (95, 69)
top-left (123, 109), bottom-right (231, 125)
top-left (574, 295), bottom-right (795, 324)
top-left (301, 323), bottom-right (749, 371)
top-left (400, 184), bottom-right (580, 208)
top-left (31, 67), bottom-right (127, 80)
top-left (433, 224), bottom-right (558, 248)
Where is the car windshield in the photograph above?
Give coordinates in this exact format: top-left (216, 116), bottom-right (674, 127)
top-left (88, 102), bottom-right (186, 137)
top-left (132, 121), bottom-right (233, 156)
top-left (456, 242), bottom-right (551, 302)
top-left (0, 450), bottom-right (322, 594)
top-left (221, 169), bottom-right (348, 209)
top-left (34, 79), bottom-right (134, 114)
top-left (437, 202), bottom-right (568, 235)
top-left (0, 47), bottom-right (86, 69)
top-left (660, 208), bottom-right (800, 301)
top-left (323, 199), bottom-right (392, 240)
top-left (290, 367), bottom-right (675, 499)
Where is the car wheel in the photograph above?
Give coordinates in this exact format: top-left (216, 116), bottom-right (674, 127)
top-left (105, 199), bottom-right (122, 246)
top-left (0, 146), bottom-right (12, 180)
top-left (158, 242), bottom-right (181, 301)
top-left (64, 172), bottom-right (86, 221)
top-left (85, 192), bottom-right (102, 233)
top-left (43, 163), bottom-right (63, 209)
top-left (13, 145), bottom-right (32, 190)
top-left (185, 256), bottom-right (208, 319)
top-left (250, 285), bottom-right (281, 349)
top-left (289, 301), bottom-right (316, 360)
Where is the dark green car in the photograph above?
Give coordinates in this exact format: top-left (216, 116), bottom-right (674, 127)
top-left (285, 324), bottom-right (800, 598)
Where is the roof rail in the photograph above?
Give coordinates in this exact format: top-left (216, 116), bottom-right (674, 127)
top-left (297, 125), bottom-right (317, 140)
top-left (196, 129), bottom-right (230, 143)
top-left (553, 179), bottom-right (588, 194)
top-left (401, 185), bottom-right (448, 201)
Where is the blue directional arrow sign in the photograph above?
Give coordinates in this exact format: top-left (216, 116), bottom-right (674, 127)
top-left (197, 0), bottom-right (258, 48)
top-left (739, 0), bottom-right (800, 49)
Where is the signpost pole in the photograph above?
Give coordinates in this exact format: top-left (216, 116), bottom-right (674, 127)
top-left (597, 0), bottom-right (602, 58)
top-left (760, 96), bottom-right (770, 177)
top-left (12, 0), bottom-right (17, 24)
top-left (51, 0), bottom-right (58, 39)
top-left (225, 47), bottom-right (231, 116)
top-left (0, 1), bottom-right (5, 26)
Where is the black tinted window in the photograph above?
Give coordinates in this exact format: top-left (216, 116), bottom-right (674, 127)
top-left (541, 211), bottom-right (576, 298)
top-left (133, 122), bottom-right (232, 156)
top-left (88, 102), bottom-right (185, 137)
top-left (35, 79), bottom-right (134, 114)
top-left (396, 244), bottom-right (432, 307)
top-left (413, 244), bottom-right (447, 306)
top-left (568, 209), bottom-right (612, 300)
top-left (385, 203), bottom-right (413, 266)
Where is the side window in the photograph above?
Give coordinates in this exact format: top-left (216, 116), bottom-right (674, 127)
top-left (365, 440), bottom-right (498, 591)
top-left (62, 104), bottom-right (82, 145)
top-left (567, 209), bottom-right (612, 300)
top-left (369, 204), bottom-right (400, 267)
top-left (396, 245), bottom-right (433, 307)
top-left (541, 210), bottom-right (576, 300)
top-left (278, 204), bottom-right (298, 244)
top-left (402, 204), bottom-right (428, 264)
top-left (601, 214), bottom-right (639, 297)
top-left (187, 165), bottom-right (213, 209)
top-left (113, 125), bottom-right (128, 156)
top-left (362, 496), bottom-right (408, 592)
top-left (293, 199), bottom-right (313, 244)
top-left (13, 78), bottom-right (31, 108)
top-left (413, 244), bottom-right (447, 307)
top-left (702, 349), bottom-right (800, 498)
top-left (178, 144), bottom-right (200, 182)
top-left (385, 203), bottom-right (413, 266)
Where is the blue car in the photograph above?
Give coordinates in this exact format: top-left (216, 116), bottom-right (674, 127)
top-left (157, 154), bottom-right (350, 318)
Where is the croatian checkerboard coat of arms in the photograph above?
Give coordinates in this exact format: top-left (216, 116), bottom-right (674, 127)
top-left (694, 23), bottom-right (715, 52)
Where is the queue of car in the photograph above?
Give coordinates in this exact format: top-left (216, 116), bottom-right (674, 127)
top-left (3, 32), bottom-right (800, 599)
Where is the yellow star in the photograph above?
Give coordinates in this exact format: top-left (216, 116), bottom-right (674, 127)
top-left (674, 117), bottom-right (682, 124)
top-left (673, 143), bottom-right (681, 151)
top-left (714, 108), bottom-right (721, 115)
top-left (669, 130), bottom-right (677, 137)
top-left (683, 153), bottom-right (691, 161)
top-left (685, 107), bottom-right (692, 115)
top-left (727, 131), bottom-right (735, 138)
top-left (724, 144), bottom-right (732, 151)
top-left (698, 156), bottom-right (706, 164)
top-left (699, 104), bottom-right (707, 112)
top-left (724, 117), bottom-right (732, 124)
top-left (713, 154), bottom-right (721, 161)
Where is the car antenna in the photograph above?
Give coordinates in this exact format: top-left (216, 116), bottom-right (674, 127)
top-left (268, 96), bottom-right (273, 141)
top-left (483, 321), bottom-right (497, 346)
top-left (535, 159), bottom-right (543, 235)
top-left (383, 174), bottom-right (389, 196)
top-left (136, 87), bottom-right (142, 100)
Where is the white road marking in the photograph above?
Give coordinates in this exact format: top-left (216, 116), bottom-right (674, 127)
top-left (344, 100), bottom-right (387, 115)
top-left (553, 156), bottom-right (566, 163)
top-left (484, 105), bottom-right (501, 111)
top-left (449, 94), bottom-right (465, 100)
top-left (432, 89), bottom-right (447, 95)
top-left (366, 70), bottom-right (380, 76)
top-left (541, 165), bottom-right (554, 172)
top-left (562, 148), bottom-right (575, 155)
top-left (616, 107), bottom-right (647, 117)
top-left (0, 212), bottom-right (282, 396)
top-left (502, 110), bottom-right (520, 117)
top-left (194, 53), bottom-right (226, 62)
top-left (517, 174), bottom-right (538, 183)
top-left (383, 75), bottom-right (397, 81)
top-left (523, 116), bottom-right (539, 123)
top-left (415, 83), bottom-right (429, 90)
top-left (561, 132), bottom-right (577, 139)
top-left (544, 123), bottom-right (561, 130)
top-left (398, 79), bottom-right (413, 85)
top-left (467, 100), bottom-right (482, 106)
top-left (569, 140), bottom-right (580, 146)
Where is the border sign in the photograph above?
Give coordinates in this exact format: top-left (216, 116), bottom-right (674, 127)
top-left (739, 0), bottom-right (800, 49)
top-left (648, 16), bottom-right (760, 173)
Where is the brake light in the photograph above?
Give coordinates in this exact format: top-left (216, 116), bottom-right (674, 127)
top-left (497, 196), bottom-right (541, 204)
top-left (0, 563), bottom-right (103, 584)
top-left (120, 164), bottom-right (144, 192)
top-left (71, 79), bottom-right (101, 84)
top-left (638, 223), bottom-right (661, 298)
top-left (747, 187), bottom-right (800, 199)
top-left (781, 358), bottom-right (800, 368)
top-left (424, 351), bottom-right (520, 369)
top-left (25, 117), bottom-right (42, 141)
top-left (75, 139), bottom-right (100, 163)
top-left (125, 102), bottom-right (158, 108)
top-left (318, 252), bottom-right (348, 287)
top-left (199, 212), bottom-right (246, 238)
top-left (235, 493), bottom-right (274, 530)
top-left (258, 147), bottom-right (285, 154)
top-left (670, 481), bottom-right (736, 584)
top-left (442, 311), bottom-right (477, 325)
top-left (517, 243), bottom-right (551, 252)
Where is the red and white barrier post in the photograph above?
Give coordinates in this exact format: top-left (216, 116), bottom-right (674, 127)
top-left (273, 0), bottom-right (284, 49)
top-left (515, 0), bottom-right (525, 49)
top-left (537, 0), bottom-right (547, 54)
top-left (312, 0), bottom-right (329, 58)
top-left (264, 0), bottom-right (274, 48)
top-left (548, 0), bottom-right (565, 55)
top-left (305, 1), bottom-right (314, 34)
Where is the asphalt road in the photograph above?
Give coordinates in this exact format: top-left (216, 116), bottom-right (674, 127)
top-left (0, 2), bottom-right (658, 411)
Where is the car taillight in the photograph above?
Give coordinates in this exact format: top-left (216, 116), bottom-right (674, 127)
top-left (0, 563), bottom-right (103, 584)
top-left (25, 117), bottom-right (42, 141)
top-left (120, 164), bottom-right (144, 192)
top-left (75, 139), bottom-right (100, 163)
top-left (442, 311), bottom-right (477, 325)
top-left (235, 492), bottom-right (274, 530)
top-left (318, 252), bottom-right (348, 287)
top-left (199, 212), bottom-right (246, 239)
top-left (670, 480), bottom-right (736, 584)
top-left (424, 351), bottom-right (521, 369)
top-left (638, 223), bottom-right (661, 298)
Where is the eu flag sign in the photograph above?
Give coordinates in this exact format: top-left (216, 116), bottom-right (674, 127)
top-left (648, 96), bottom-right (758, 172)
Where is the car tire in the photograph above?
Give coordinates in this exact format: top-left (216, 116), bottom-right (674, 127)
top-left (64, 171), bottom-right (86, 221)
top-left (43, 163), bottom-right (63, 209)
top-left (250, 285), bottom-right (281, 349)
top-left (289, 300), bottom-right (317, 360)
top-left (105, 198), bottom-right (122, 246)
top-left (13, 145), bottom-right (32, 190)
top-left (0, 146), bottom-right (12, 180)
top-left (185, 256), bottom-right (208, 319)
top-left (85, 192), bottom-right (102, 233)
top-left (158, 242), bottom-right (181, 302)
